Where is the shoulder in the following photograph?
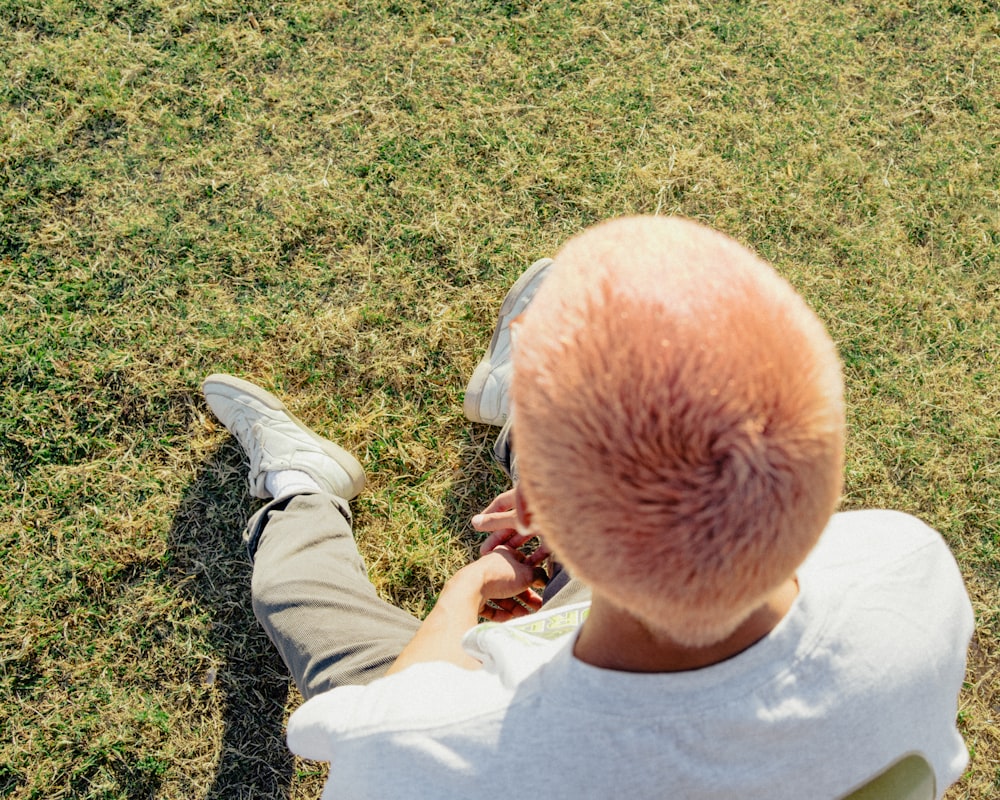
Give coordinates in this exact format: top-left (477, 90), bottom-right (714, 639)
top-left (800, 508), bottom-right (973, 662)
top-left (788, 511), bottom-right (974, 790)
top-left (807, 509), bottom-right (964, 577)
top-left (822, 507), bottom-right (945, 544)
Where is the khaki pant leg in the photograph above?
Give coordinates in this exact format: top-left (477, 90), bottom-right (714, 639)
top-left (246, 492), bottom-right (420, 699)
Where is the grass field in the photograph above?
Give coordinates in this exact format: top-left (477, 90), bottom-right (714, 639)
top-left (2, 0), bottom-right (998, 797)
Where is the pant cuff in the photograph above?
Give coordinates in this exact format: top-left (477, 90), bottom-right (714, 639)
top-left (243, 491), bottom-right (353, 560)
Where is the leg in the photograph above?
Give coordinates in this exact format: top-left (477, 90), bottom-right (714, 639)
top-left (465, 258), bottom-right (593, 610)
top-left (539, 563), bottom-right (593, 609)
top-left (201, 374), bottom-right (418, 699)
top-left (247, 492), bottom-right (420, 699)
top-left (464, 257), bottom-right (554, 427)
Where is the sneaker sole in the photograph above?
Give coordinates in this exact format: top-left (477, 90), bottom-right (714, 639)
top-left (463, 257), bottom-right (553, 425)
top-left (201, 374), bottom-right (367, 499)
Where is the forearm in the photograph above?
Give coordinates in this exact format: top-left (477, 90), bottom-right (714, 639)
top-left (386, 574), bottom-right (484, 675)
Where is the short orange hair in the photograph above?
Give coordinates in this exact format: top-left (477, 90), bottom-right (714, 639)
top-left (512, 216), bottom-right (845, 646)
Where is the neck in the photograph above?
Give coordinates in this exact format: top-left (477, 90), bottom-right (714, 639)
top-left (573, 578), bottom-right (799, 672)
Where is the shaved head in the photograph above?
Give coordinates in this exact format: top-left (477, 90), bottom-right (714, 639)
top-left (512, 216), bottom-right (845, 646)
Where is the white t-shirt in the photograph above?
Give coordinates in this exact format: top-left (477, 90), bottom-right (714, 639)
top-left (288, 510), bottom-right (973, 799)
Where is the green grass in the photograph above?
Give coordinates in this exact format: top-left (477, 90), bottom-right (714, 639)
top-left (2, 0), bottom-right (998, 797)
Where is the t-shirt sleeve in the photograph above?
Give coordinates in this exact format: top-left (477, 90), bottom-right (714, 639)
top-left (286, 684), bottom-right (368, 761)
top-left (809, 510), bottom-right (974, 790)
top-left (285, 607), bottom-right (587, 763)
top-left (286, 661), bottom-right (507, 762)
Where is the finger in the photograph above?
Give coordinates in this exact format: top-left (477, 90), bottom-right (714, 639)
top-left (479, 488), bottom-right (516, 516)
top-left (479, 529), bottom-right (537, 557)
top-left (471, 508), bottom-right (517, 532)
top-left (531, 566), bottom-right (548, 587)
top-left (479, 528), bottom-right (515, 556)
top-left (492, 597), bottom-right (521, 613)
top-left (480, 599), bottom-right (521, 622)
top-left (488, 589), bottom-right (540, 614)
top-left (526, 546), bottom-right (551, 566)
top-left (483, 532), bottom-right (535, 557)
top-left (516, 588), bottom-right (544, 612)
top-left (499, 598), bottom-right (534, 619)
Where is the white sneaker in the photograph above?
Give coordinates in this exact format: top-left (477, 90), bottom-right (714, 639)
top-left (201, 374), bottom-right (366, 501)
top-left (464, 257), bottom-right (554, 426)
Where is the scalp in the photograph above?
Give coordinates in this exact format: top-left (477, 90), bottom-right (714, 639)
top-left (511, 216), bottom-right (845, 646)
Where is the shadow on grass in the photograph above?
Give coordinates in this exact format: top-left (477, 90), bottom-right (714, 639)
top-left (437, 424), bottom-right (581, 611)
top-left (168, 440), bottom-right (294, 800)
top-left (164, 422), bottom-right (506, 799)
top-left (438, 424), bottom-right (513, 571)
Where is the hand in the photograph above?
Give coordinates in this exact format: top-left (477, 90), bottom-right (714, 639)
top-left (449, 546), bottom-right (546, 622)
top-left (472, 488), bottom-right (551, 566)
top-left (387, 544), bottom-right (543, 675)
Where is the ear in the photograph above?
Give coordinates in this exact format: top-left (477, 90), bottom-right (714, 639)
top-left (514, 483), bottom-right (532, 534)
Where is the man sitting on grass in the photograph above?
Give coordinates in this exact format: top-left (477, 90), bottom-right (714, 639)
top-left (202, 216), bottom-right (972, 799)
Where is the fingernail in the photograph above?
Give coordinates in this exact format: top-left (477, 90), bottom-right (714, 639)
top-left (471, 515), bottom-right (484, 526)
